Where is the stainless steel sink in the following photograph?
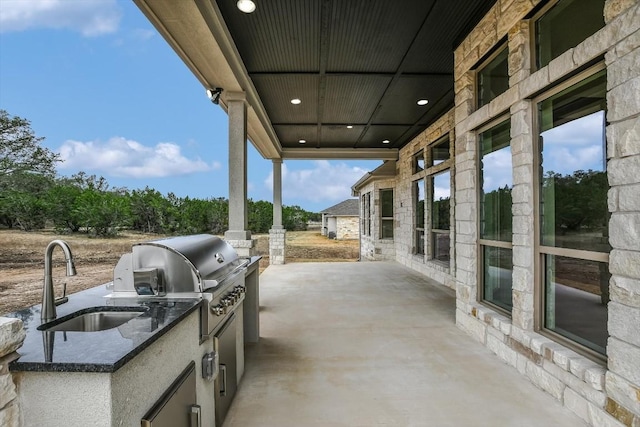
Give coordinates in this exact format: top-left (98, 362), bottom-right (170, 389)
top-left (38, 307), bottom-right (147, 332)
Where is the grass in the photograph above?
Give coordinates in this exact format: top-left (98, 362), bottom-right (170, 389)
top-left (0, 229), bottom-right (358, 315)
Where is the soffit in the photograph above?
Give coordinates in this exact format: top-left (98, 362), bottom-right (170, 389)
top-left (136, 0), bottom-right (497, 159)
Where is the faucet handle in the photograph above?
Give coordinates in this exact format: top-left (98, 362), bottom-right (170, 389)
top-left (54, 283), bottom-right (69, 306)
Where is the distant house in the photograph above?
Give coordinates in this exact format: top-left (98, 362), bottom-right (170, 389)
top-left (320, 199), bottom-right (359, 240)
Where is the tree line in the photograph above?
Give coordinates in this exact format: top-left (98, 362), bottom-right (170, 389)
top-left (0, 109), bottom-right (316, 236)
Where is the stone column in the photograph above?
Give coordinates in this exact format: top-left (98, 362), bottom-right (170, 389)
top-left (0, 317), bottom-right (26, 427)
top-left (603, 2), bottom-right (640, 423)
top-left (272, 159), bottom-right (283, 229)
top-left (269, 159), bottom-right (286, 265)
top-left (224, 91), bottom-right (255, 256)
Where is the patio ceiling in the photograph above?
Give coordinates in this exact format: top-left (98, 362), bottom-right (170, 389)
top-left (135, 0), bottom-right (497, 160)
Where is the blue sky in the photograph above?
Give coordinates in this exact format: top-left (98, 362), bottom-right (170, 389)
top-left (0, 0), bottom-right (381, 213)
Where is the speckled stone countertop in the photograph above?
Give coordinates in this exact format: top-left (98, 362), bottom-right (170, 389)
top-left (6, 284), bottom-right (203, 373)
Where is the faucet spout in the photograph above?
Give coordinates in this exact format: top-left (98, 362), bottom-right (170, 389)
top-left (42, 240), bottom-right (77, 322)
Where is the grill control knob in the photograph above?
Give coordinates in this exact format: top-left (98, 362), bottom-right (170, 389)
top-left (235, 285), bottom-right (246, 294)
top-left (222, 298), bottom-right (233, 307)
top-left (211, 305), bottom-right (225, 316)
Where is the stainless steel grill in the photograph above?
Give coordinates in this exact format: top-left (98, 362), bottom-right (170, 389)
top-left (111, 234), bottom-right (250, 339)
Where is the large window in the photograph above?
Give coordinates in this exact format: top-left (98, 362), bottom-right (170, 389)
top-left (537, 67), bottom-right (608, 356)
top-left (361, 193), bottom-right (371, 237)
top-left (380, 189), bottom-right (394, 239)
top-left (415, 180), bottom-right (425, 255)
top-left (477, 44), bottom-right (509, 108)
top-left (430, 138), bottom-right (450, 167)
top-left (535, 0), bottom-right (605, 69)
top-left (479, 118), bottom-right (512, 312)
top-left (431, 171), bottom-right (450, 264)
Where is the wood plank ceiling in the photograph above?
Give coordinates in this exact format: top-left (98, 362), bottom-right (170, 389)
top-left (216, 0), bottom-right (497, 153)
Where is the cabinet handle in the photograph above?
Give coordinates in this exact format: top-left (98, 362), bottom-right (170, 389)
top-left (220, 364), bottom-right (227, 396)
top-left (189, 405), bottom-right (201, 427)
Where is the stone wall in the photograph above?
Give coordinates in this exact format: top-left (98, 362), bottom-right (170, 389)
top-left (0, 318), bottom-right (26, 427)
top-left (395, 111), bottom-right (457, 289)
top-left (604, 0), bottom-right (640, 423)
top-left (452, 1), bottom-right (640, 426)
top-left (336, 217), bottom-right (359, 240)
top-left (269, 229), bottom-right (286, 265)
top-left (357, 179), bottom-right (397, 261)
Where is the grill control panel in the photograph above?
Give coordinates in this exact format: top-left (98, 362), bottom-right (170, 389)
top-left (210, 285), bottom-right (246, 317)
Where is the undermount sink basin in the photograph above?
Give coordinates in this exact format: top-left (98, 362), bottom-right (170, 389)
top-left (38, 307), bottom-right (148, 332)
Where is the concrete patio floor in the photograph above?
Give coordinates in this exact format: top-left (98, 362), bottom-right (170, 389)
top-left (224, 261), bottom-right (587, 427)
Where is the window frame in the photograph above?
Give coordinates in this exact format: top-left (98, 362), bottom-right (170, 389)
top-left (530, 0), bottom-right (606, 72)
top-left (361, 192), bottom-right (371, 237)
top-left (379, 188), bottom-right (394, 240)
top-left (532, 62), bottom-right (609, 362)
top-left (476, 115), bottom-right (513, 315)
top-left (425, 133), bottom-right (454, 266)
top-left (475, 42), bottom-right (509, 110)
top-left (414, 179), bottom-right (426, 255)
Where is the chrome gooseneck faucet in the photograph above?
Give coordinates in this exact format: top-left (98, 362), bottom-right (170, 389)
top-left (41, 240), bottom-right (77, 322)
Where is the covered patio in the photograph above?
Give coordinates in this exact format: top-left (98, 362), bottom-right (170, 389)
top-left (224, 261), bottom-right (586, 426)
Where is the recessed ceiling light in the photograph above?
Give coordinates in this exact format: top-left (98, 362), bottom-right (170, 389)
top-left (290, 98), bottom-right (301, 105)
top-left (417, 99), bottom-right (429, 106)
top-left (237, 0), bottom-right (256, 13)
top-left (347, 125), bottom-right (353, 129)
top-left (382, 139), bottom-right (390, 144)
top-left (299, 139), bottom-right (306, 144)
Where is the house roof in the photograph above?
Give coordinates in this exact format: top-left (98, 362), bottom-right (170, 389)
top-left (320, 199), bottom-right (360, 216)
top-left (134, 0), bottom-right (497, 160)
top-left (351, 160), bottom-right (397, 193)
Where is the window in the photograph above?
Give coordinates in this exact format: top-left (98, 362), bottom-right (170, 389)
top-left (477, 44), bottom-right (509, 108)
top-left (380, 189), bottom-right (394, 239)
top-left (361, 193), bottom-right (371, 237)
top-left (479, 118), bottom-right (512, 312)
top-left (431, 170), bottom-right (450, 264)
top-left (414, 180), bottom-right (425, 255)
top-left (535, 0), bottom-right (605, 69)
top-left (429, 136), bottom-right (450, 167)
top-left (537, 67), bottom-right (608, 355)
top-left (413, 150), bottom-right (425, 173)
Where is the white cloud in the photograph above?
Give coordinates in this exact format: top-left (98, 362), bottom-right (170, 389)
top-left (0, 0), bottom-right (121, 36)
top-left (541, 111), bottom-right (606, 175)
top-left (58, 137), bottom-right (219, 178)
top-left (482, 148), bottom-right (512, 192)
top-left (265, 161), bottom-right (369, 205)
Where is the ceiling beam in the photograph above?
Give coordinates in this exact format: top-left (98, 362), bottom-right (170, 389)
top-left (281, 147), bottom-right (398, 160)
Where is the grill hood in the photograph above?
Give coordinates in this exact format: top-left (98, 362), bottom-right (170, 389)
top-left (112, 234), bottom-right (249, 295)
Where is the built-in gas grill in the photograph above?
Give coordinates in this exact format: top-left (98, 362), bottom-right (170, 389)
top-left (110, 234), bottom-right (255, 426)
top-left (112, 234), bottom-right (249, 339)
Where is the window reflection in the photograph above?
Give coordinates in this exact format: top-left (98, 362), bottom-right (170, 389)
top-left (483, 246), bottom-right (513, 311)
top-left (415, 180), bottom-right (425, 255)
top-left (480, 119), bottom-right (512, 242)
top-left (539, 72), bottom-right (608, 253)
top-left (431, 171), bottom-right (450, 264)
top-left (544, 255), bottom-right (608, 354)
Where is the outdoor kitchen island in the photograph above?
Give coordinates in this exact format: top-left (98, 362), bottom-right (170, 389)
top-left (7, 235), bottom-right (261, 427)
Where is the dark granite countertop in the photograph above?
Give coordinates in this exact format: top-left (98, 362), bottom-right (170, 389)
top-left (7, 284), bottom-right (203, 373)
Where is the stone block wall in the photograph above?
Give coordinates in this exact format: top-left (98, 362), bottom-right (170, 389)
top-left (395, 111), bottom-right (457, 289)
top-left (336, 217), bottom-right (359, 240)
top-left (269, 229), bottom-right (286, 265)
top-left (452, 1), bottom-right (640, 426)
top-left (0, 318), bottom-right (26, 427)
top-left (604, 1), bottom-right (640, 423)
top-left (357, 179), bottom-right (397, 261)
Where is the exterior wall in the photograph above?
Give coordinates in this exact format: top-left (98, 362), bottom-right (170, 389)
top-left (0, 318), bottom-right (25, 427)
top-left (358, 179), bottom-right (397, 261)
top-left (451, 1), bottom-right (640, 426)
top-left (395, 111), bottom-right (457, 289)
top-left (336, 217), bottom-right (359, 240)
top-left (327, 217), bottom-right (337, 237)
top-left (269, 228), bottom-right (286, 265)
